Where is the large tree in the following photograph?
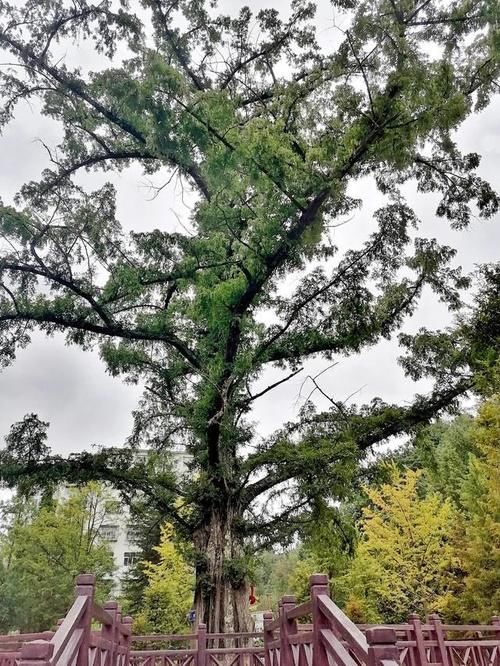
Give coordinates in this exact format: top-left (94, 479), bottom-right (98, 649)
top-left (0, 0), bottom-right (499, 632)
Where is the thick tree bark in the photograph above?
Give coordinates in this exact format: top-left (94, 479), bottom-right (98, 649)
top-left (193, 509), bottom-right (251, 634)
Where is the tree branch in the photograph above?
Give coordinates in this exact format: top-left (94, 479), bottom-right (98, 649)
top-left (241, 377), bottom-right (473, 504)
top-left (0, 449), bottom-right (189, 529)
top-left (0, 308), bottom-right (201, 370)
top-left (239, 367), bottom-right (303, 407)
top-left (0, 31), bottom-right (210, 200)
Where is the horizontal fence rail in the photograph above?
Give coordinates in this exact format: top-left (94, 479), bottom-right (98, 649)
top-left (130, 625), bottom-right (265, 666)
top-left (0, 574), bottom-right (498, 666)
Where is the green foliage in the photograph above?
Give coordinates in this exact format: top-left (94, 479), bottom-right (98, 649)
top-left (253, 550), bottom-right (302, 610)
top-left (338, 468), bottom-right (460, 622)
top-left (280, 503), bottom-right (358, 606)
top-left (129, 524), bottom-right (194, 635)
top-left (4, 414), bottom-right (50, 494)
top-left (0, 0), bottom-right (498, 630)
top-left (0, 483), bottom-right (116, 632)
top-left (397, 415), bottom-right (477, 506)
top-left (447, 397), bottom-right (500, 621)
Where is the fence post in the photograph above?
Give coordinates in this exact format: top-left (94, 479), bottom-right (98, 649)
top-left (310, 574), bottom-right (330, 666)
top-left (263, 612), bottom-right (274, 666)
top-left (366, 628), bottom-right (400, 666)
top-left (103, 601), bottom-right (119, 666)
top-left (428, 614), bottom-right (450, 666)
top-left (19, 641), bottom-right (54, 666)
top-left (197, 622), bottom-right (207, 666)
top-left (280, 596), bottom-right (297, 666)
top-left (409, 614), bottom-right (428, 666)
top-left (490, 615), bottom-right (500, 666)
top-left (115, 607), bottom-right (124, 666)
top-left (405, 618), bottom-right (417, 666)
top-left (122, 616), bottom-right (133, 666)
top-left (75, 574), bottom-right (96, 666)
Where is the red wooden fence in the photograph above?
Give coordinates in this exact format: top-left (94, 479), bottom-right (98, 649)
top-left (130, 628), bottom-right (265, 666)
top-left (0, 573), bottom-right (498, 666)
top-left (0, 575), bottom-right (132, 666)
top-left (262, 574), bottom-right (401, 666)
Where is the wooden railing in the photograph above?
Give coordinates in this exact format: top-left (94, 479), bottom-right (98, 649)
top-left (0, 575), bottom-right (132, 666)
top-left (130, 628), bottom-right (265, 666)
top-left (262, 574), bottom-right (401, 666)
top-left (262, 575), bottom-right (500, 666)
top-left (1, 573), bottom-right (498, 666)
top-left (359, 614), bottom-right (500, 666)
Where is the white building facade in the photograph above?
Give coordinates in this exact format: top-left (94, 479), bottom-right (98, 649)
top-left (98, 449), bottom-right (191, 589)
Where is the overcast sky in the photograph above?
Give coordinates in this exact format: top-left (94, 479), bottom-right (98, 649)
top-left (0, 0), bottom-right (499, 456)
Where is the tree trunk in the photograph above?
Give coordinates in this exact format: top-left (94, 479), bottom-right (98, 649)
top-left (193, 509), bottom-right (252, 634)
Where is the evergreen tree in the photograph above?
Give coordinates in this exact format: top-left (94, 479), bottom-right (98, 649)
top-left (395, 414), bottom-right (477, 505)
top-left (130, 524), bottom-right (194, 635)
top-left (450, 397), bottom-right (500, 621)
top-left (0, 0), bottom-right (499, 631)
top-left (339, 469), bottom-right (460, 622)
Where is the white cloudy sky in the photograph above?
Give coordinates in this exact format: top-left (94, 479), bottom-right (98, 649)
top-left (0, 0), bottom-right (499, 455)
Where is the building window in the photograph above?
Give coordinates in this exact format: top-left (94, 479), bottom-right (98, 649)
top-left (126, 528), bottom-right (140, 544)
top-left (99, 525), bottom-right (118, 542)
top-left (123, 552), bottom-right (140, 567)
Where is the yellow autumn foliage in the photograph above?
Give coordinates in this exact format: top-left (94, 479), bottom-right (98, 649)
top-left (134, 524), bottom-right (194, 634)
top-left (340, 468), bottom-right (460, 622)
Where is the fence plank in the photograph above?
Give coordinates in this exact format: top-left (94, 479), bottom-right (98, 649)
top-left (51, 596), bottom-right (88, 664)
top-left (316, 595), bottom-right (368, 664)
top-left (286, 604), bottom-right (312, 622)
top-left (320, 629), bottom-right (359, 666)
top-left (198, 624), bottom-right (207, 666)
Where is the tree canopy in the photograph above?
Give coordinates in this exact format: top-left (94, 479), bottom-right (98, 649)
top-left (273, 395), bottom-right (500, 623)
top-left (0, 483), bottom-right (116, 633)
top-left (338, 468), bottom-right (459, 623)
top-left (0, 0), bottom-right (499, 631)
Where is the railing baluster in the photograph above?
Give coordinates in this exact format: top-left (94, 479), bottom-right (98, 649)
top-left (406, 617), bottom-right (417, 666)
top-left (280, 597), bottom-right (297, 666)
top-left (115, 608), bottom-right (123, 666)
top-left (409, 615), bottom-right (428, 666)
top-left (75, 574), bottom-right (96, 666)
top-left (122, 617), bottom-right (133, 666)
top-left (491, 617), bottom-right (500, 666)
top-left (103, 601), bottom-right (119, 666)
top-left (197, 623), bottom-right (207, 666)
top-left (310, 574), bottom-right (330, 666)
top-left (428, 614), bottom-right (450, 666)
top-left (264, 612), bottom-right (274, 666)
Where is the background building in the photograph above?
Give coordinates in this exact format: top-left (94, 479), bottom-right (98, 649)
top-left (36, 448), bottom-right (191, 592)
top-left (98, 448), bottom-right (191, 590)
